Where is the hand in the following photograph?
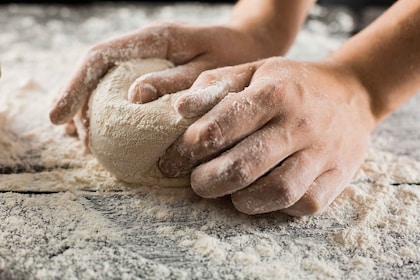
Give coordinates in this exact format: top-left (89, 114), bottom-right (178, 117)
top-left (159, 57), bottom-right (377, 216)
top-left (49, 22), bottom-right (272, 146)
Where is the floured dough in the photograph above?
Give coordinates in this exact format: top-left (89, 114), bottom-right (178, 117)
top-left (89, 59), bottom-right (195, 186)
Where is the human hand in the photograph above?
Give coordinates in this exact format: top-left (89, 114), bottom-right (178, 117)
top-left (159, 57), bottom-right (377, 216)
top-left (49, 22), bottom-right (272, 146)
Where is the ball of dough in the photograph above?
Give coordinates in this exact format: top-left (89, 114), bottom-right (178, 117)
top-left (89, 59), bottom-right (195, 187)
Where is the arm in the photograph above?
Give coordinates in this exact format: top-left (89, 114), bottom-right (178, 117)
top-left (229, 0), bottom-right (315, 56)
top-left (331, 0), bottom-right (420, 122)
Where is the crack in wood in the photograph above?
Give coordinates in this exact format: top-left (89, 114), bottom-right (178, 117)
top-left (0, 189), bottom-right (105, 195)
top-left (0, 190), bottom-right (61, 195)
top-left (391, 182), bottom-right (420, 186)
top-left (48, 245), bottom-right (71, 259)
top-left (0, 164), bottom-right (71, 175)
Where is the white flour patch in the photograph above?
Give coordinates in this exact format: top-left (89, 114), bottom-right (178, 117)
top-left (0, 3), bottom-right (419, 279)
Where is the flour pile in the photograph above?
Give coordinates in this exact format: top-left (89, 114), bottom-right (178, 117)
top-left (0, 3), bottom-right (419, 279)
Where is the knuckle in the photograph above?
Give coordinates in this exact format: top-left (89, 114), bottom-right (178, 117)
top-left (147, 21), bottom-right (180, 37)
top-left (85, 45), bottom-right (109, 67)
top-left (293, 116), bottom-right (318, 140)
top-left (195, 119), bottom-right (225, 151)
top-left (148, 21), bottom-right (172, 30)
top-left (304, 195), bottom-right (324, 215)
top-left (272, 178), bottom-right (301, 208)
top-left (86, 45), bottom-right (103, 59)
top-left (198, 69), bottom-right (219, 84)
top-left (272, 85), bottom-right (289, 104)
top-left (232, 194), bottom-right (257, 215)
top-left (288, 194), bottom-right (324, 217)
top-left (283, 193), bottom-right (327, 217)
top-left (222, 157), bottom-right (253, 186)
top-left (252, 83), bottom-right (279, 108)
top-left (140, 22), bottom-right (173, 45)
top-left (296, 116), bottom-right (313, 131)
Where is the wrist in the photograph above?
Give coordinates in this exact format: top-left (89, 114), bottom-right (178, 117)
top-left (326, 0), bottom-right (420, 123)
top-left (327, 51), bottom-right (391, 125)
top-left (227, 0), bottom-right (314, 58)
top-left (226, 21), bottom-right (292, 58)
top-left (319, 56), bottom-right (379, 130)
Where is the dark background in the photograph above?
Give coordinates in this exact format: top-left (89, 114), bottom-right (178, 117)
top-left (0, 0), bottom-right (396, 34)
top-left (0, 0), bottom-right (396, 10)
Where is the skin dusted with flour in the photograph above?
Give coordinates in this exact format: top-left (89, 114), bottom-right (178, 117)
top-left (89, 59), bottom-right (196, 186)
top-left (51, 0), bottom-right (420, 216)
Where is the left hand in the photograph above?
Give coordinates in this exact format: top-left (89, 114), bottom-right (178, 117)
top-left (158, 57), bottom-right (377, 216)
top-left (49, 22), bottom-right (278, 147)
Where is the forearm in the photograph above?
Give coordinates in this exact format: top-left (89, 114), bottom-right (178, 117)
top-left (228, 0), bottom-right (315, 57)
top-left (331, 0), bottom-right (420, 122)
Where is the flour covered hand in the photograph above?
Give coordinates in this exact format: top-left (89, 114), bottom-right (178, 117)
top-left (160, 0), bottom-right (420, 216)
top-left (48, 23), bottom-right (262, 145)
top-left (49, 0), bottom-right (314, 145)
top-left (159, 57), bottom-right (376, 216)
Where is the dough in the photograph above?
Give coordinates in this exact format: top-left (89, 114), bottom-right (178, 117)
top-left (89, 59), bottom-right (195, 187)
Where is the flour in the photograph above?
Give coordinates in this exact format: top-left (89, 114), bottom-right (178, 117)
top-left (0, 3), bottom-right (419, 280)
top-left (0, 112), bottom-right (23, 166)
top-left (89, 59), bottom-right (196, 186)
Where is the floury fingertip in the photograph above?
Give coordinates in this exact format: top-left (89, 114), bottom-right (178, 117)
top-left (49, 105), bottom-right (65, 125)
top-left (128, 82), bottom-right (157, 104)
top-left (49, 98), bottom-right (73, 125)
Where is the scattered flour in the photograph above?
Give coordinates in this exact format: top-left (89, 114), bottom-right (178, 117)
top-left (0, 112), bottom-right (23, 166)
top-left (0, 3), bottom-right (418, 280)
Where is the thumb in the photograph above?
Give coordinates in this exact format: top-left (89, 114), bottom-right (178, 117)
top-left (127, 59), bottom-right (211, 104)
top-left (174, 62), bottom-right (259, 118)
top-left (72, 101), bottom-right (91, 152)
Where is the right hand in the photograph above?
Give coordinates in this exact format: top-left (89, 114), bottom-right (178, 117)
top-left (159, 57), bottom-right (376, 216)
top-left (49, 22), bottom-right (273, 146)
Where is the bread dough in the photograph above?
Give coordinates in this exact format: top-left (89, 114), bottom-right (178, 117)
top-left (89, 59), bottom-right (195, 187)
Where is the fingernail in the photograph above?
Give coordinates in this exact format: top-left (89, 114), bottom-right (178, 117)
top-left (158, 157), bottom-right (180, 178)
top-left (174, 96), bottom-right (189, 117)
top-left (64, 122), bottom-right (77, 136)
top-left (128, 83), bottom-right (157, 104)
top-left (175, 95), bottom-right (201, 118)
top-left (50, 102), bottom-right (68, 125)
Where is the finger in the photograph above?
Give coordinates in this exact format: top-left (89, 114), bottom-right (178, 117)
top-left (73, 101), bottom-right (90, 149)
top-left (64, 120), bottom-right (77, 136)
top-left (231, 149), bottom-right (328, 215)
top-left (128, 59), bottom-right (210, 104)
top-left (49, 53), bottom-right (109, 125)
top-left (281, 169), bottom-right (347, 217)
top-left (175, 62), bottom-right (260, 118)
top-left (49, 24), bottom-right (174, 125)
top-left (159, 82), bottom-right (280, 178)
top-left (189, 120), bottom-right (309, 198)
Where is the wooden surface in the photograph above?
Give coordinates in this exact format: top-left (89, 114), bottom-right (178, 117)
top-left (0, 3), bottom-right (419, 279)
